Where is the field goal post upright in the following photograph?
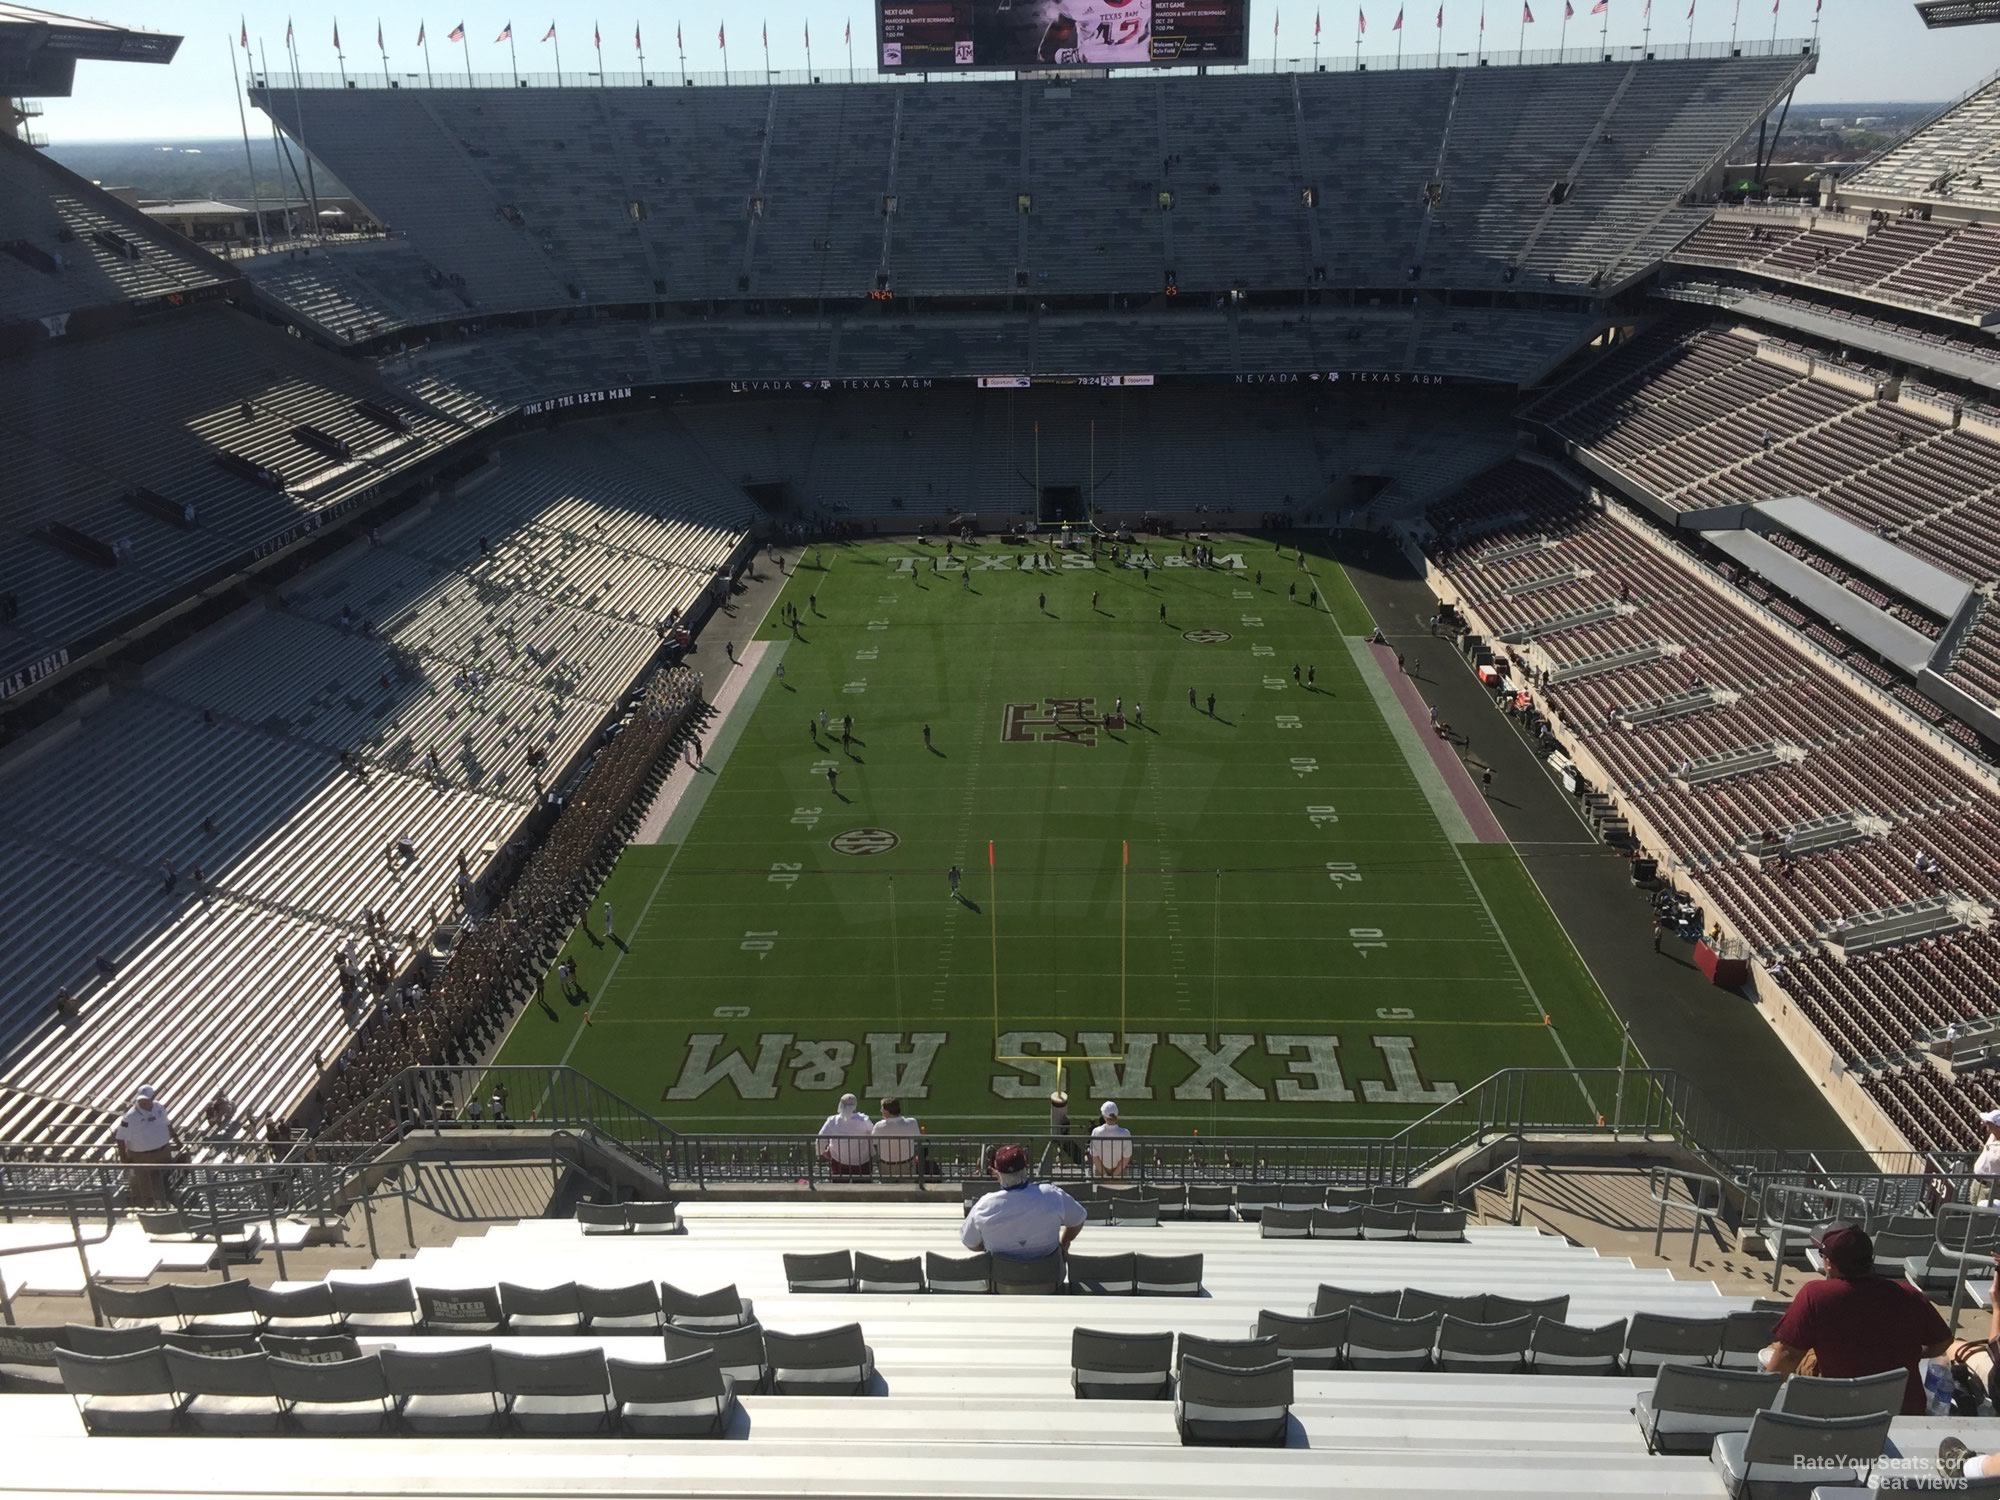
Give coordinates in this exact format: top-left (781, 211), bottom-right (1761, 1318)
top-left (987, 838), bottom-right (1133, 1082)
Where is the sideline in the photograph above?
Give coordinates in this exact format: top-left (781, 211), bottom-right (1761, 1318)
top-left (1342, 635), bottom-right (1504, 844)
top-left (633, 640), bottom-right (781, 845)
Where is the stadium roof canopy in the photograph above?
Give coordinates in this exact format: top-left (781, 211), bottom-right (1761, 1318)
top-left (1914, 0), bottom-right (2000, 26)
top-left (0, 4), bottom-right (179, 99)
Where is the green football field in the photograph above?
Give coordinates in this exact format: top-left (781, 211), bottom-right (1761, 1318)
top-left (489, 534), bottom-right (1631, 1137)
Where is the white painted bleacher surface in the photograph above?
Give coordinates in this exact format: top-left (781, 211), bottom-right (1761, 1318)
top-left (0, 427), bottom-right (752, 1148)
top-left (0, 1201), bottom-right (1802, 1496)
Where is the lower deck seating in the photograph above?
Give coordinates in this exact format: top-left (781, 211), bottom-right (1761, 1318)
top-left (0, 424), bottom-right (753, 1149)
top-left (1424, 462), bottom-right (2000, 1153)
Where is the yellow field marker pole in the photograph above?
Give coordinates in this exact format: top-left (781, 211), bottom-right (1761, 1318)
top-left (989, 839), bottom-right (1000, 1052)
top-left (1120, 838), bottom-right (1129, 1050)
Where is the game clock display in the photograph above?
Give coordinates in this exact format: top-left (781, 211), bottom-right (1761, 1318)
top-left (877, 0), bottom-right (1252, 72)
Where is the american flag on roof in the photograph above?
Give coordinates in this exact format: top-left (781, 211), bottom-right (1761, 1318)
top-left (541, 20), bottom-right (555, 41)
top-left (1591, 0), bottom-right (1607, 13)
top-left (1523, 2), bottom-right (1534, 19)
top-left (239, 16), bottom-right (249, 49)
top-left (496, 21), bottom-right (512, 42)
top-left (1393, 6), bottom-right (1403, 28)
top-left (332, 20), bottom-right (340, 49)
top-left (447, 20), bottom-right (465, 42)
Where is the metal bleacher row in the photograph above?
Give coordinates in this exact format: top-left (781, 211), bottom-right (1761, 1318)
top-left (1529, 319), bottom-right (2000, 588)
top-left (250, 55), bottom-right (1809, 315)
top-left (7, 1199), bottom-right (1930, 1500)
top-left (240, 239), bottom-right (478, 344)
top-left (0, 134), bottom-right (232, 328)
top-left (1669, 212), bottom-right (2000, 323)
top-left (1843, 70), bottom-right (2000, 217)
top-left (0, 305), bottom-right (473, 692)
top-left (0, 426), bottom-right (752, 1152)
top-left (1423, 458), bottom-right (2000, 1154)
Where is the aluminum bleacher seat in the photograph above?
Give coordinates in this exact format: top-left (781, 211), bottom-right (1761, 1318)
top-left (1070, 1328), bottom-right (1174, 1400)
top-left (662, 1323), bottom-right (767, 1393)
top-left (269, 1352), bottom-right (396, 1434)
top-left (1711, 1408), bottom-right (1893, 1498)
top-left (1174, 1356), bottom-right (1294, 1447)
top-left (607, 1350), bottom-right (737, 1438)
top-left (1635, 1364), bottom-right (1785, 1455)
top-left (761, 1324), bottom-right (875, 1397)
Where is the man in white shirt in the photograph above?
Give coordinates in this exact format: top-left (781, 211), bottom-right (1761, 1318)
top-left (815, 1093), bottom-right (875, 1179)
top-left (113, 1085), bottom-right (175, 1209)
top-left (871, 1096), bottom-right (922, 1180)
top-left (960, 1145), bottom-right (1087, 1260)
top-left (1088, 1100), bottom-right (1133, 1179)
top-left (1974, 1108), bottom-right (2000, 1205)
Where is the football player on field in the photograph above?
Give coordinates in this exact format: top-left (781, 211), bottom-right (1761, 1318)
top-left (1039, 0), bottom-right (1154, 65)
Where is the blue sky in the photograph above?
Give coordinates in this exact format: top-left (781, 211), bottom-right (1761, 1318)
top-left (36, 2), bottom-right (1994, 141)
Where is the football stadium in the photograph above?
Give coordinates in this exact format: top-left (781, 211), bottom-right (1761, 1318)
top-left (3, 0), bottom-right (2000, 1490)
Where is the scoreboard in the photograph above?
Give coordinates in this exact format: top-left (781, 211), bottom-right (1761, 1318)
top-left (876, 1), bottom-right (1253, 73)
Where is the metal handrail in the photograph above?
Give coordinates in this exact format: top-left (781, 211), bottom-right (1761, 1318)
top-left (1649, 1164), bottom-right (1725, 1269)
top-left (0, 1187), bottom-right (118, 1326)
top-left (1758, 1182), bottom-right (1877, 1291)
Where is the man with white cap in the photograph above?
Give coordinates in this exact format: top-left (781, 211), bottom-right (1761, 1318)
top-left (960, 1144), bottom-right (1087, 1261)
top-left (1973, 1108), bottom-right (2000, 1204)
top-left (113, 1085), bottom-right (176, 1209)
top-left (1088, 1100), bottom-right (1133, 1180)
top-left (815, 1093), bottom-right (874, 1180)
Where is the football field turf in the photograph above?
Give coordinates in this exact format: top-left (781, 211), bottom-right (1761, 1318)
top-left (490, 534), bottom-right (1632, 1137)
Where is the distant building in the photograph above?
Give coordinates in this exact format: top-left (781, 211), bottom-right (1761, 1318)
top-left (137, 195), bottom-right (371, 247)
top-left (1854, 115), bottom-right (1887, 127)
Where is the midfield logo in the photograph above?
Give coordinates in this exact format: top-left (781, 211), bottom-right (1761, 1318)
top-left (1002, 697), bottom-right (1099, 747)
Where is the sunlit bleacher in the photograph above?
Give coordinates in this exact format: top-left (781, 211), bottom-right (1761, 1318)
top-left (0, 428), bottom-right (752, 1152)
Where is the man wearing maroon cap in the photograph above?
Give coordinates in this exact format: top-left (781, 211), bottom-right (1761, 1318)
top-left (1764, 1222), bottom-right (1951, 1415)
top-left (959, 1144), bottom-right (1087, 1260)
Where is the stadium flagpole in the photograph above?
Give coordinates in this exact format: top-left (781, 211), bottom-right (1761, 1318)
top-left (1687, 0), bottom-right (1695, 47)
top-left (1272, 7), bottom-right (1279, 69)
top-left (229, 26), bottom-right (270, 252)
top-left (504, 23), bottom-right (519, 88)
top-left (285, 22), bottom-right (325, 239)
top-left (677, 23), bottom-right (686, 85)
top-left (1598, 0), bottom-right (1608, 52)
top-left (1518, 2), bottom-right (1526, 57)
top-left (1729, 0), bottom-right (1739, 48)
top-left (721, 21), bottom-right (730, 84)
top-left (805, 19), bottom-right (813, 77)
top-left (762, 19), bottom-right (771, 77)
top-left (636, 22), bottom-right (645, 82)
top-left (334, 19), bottom-right (347, 87)
top-left (1642, 0), bottom-right (1651, 51)
top-left (1435, 3), bottom-right (1442, 68)
top-left (594, 21), bottom-right (602, 83)
top-left (378, 19), bottom-right (389, 85)
top-left (1476, 2), bottom-right (1484, 65)
top-left (546, 22), bottom-right (561, 87)
top-left (846, 18), bottom-right (854, 76)
top-left (421, 23), bottom-right (433, 87)
top-left (1768, 0), bottom-right (1778, 45)
top-left (1559, 1), bottom-right (1569, 54)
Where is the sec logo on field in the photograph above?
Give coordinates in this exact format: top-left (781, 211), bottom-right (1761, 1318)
top-left (1182, 629), bottom-right (1232, 644)
top-left (831, 828), bottom-right (900, 856)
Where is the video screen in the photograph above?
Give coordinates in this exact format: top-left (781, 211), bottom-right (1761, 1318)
top-left (876, 1), bottom-right (1252, 72)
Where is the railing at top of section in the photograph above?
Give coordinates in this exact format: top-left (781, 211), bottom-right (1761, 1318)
top-left (0, 1065), bottom-right (1946, 1210)
top-left (247, 37), bottom-right (1815, 95)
